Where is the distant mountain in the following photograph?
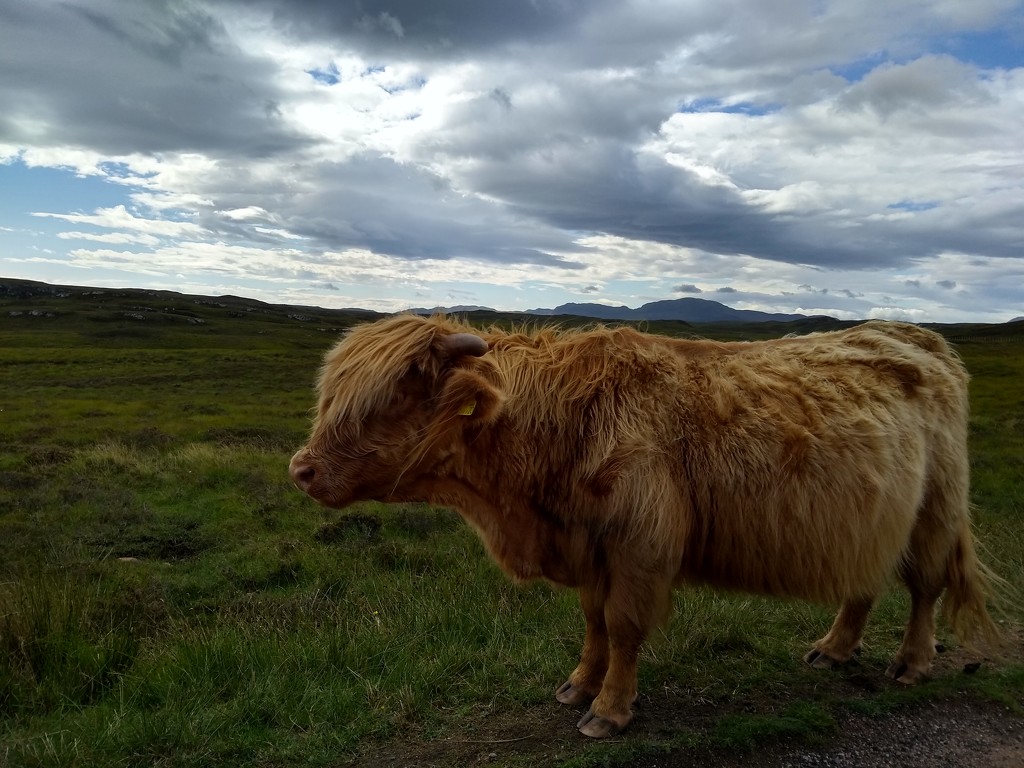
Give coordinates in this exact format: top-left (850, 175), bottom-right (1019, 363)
top-left (527, 297), bottom-right (821, 323)
top-left (415, 296), bottom-right (815, 325)
top-left (526, 302), bottom-right (630, 320)
top-left (7, 277), bottom-right (1022, 330)
top-left (415, 297), bottom-right (821, 323)
top-left (408, 305), bottom-right (497, 315)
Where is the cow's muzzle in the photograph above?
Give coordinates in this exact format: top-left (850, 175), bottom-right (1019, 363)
top-left (289, 452), bottom-right (317, 494)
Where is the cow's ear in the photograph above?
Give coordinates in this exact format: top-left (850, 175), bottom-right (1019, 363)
top-left (437, 368), bottom-right (504, 426)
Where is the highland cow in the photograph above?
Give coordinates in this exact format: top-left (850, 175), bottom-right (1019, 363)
top-left (290, 315), bottom-right (997, 737)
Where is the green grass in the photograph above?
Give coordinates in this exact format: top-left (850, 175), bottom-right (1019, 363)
top-left (1, 280), bottom-right (1022, 767)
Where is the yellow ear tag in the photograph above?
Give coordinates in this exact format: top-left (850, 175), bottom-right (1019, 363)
top-left (457, 399), bottom-right (477, 416)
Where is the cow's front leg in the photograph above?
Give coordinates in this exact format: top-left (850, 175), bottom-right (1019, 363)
top-left (577, 566), bottom-right (671, 738)
top-left (576, 613), bottom-right (640, 738)
top-left (556, 584), bottom-right (608, 706)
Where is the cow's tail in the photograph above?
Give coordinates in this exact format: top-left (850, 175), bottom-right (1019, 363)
top-left (942, 520), bottom-right (1006, 651)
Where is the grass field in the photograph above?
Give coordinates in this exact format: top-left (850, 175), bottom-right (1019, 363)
top-left (1, 279), bottom-right (1022, 767)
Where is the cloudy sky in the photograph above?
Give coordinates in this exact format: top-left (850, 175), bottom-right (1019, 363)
top-left (2, 0), bottom-right (1022, 322)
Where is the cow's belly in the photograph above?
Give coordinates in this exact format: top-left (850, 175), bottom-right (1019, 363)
top-left (674, 413), bottom-right (929, 602)
top-left (678, 488), bottom-right (922, 603)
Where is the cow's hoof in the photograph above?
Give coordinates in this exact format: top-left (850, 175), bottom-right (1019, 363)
top-left (577, 709), bottom-right (630, 738)
top-left (886, 660), bottom-right (929, 685)
top-left (804, 645), bottom-right (860, 670)
top-left (555, 681), bottom-right (594, 706)
top-left (804, 649), bottom-right (835, 669)
top-left (804, 648), bottom-right (845, 669)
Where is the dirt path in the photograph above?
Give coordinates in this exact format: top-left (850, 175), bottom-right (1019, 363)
top-left (348, 692), bottom-right (1023, 768)
top-left (350, 645), bottom-right (1023, 768)
top-left (638, 696), bottom-right (1024, 768)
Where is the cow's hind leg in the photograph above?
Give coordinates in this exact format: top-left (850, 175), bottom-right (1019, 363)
top-left (556, 584), bottom-right (608, 707)
top-left (889, 525), bottom-right (954, 683)
top-left (887, 580), bottom-right (941, 684)
top-left (805, 597), bottom-right (874, 670)
top-left (888, 481), bottom-right (963, 684)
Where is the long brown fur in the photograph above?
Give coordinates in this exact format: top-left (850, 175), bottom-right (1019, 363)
top-left (290, 314), bottom-right (1000, 737)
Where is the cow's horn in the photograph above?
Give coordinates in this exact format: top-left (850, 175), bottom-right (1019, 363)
top-left (443, 332), bottom-right (489, 358)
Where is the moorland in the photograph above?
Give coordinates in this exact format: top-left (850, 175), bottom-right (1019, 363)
top-left (1, 277), bottom-right (1021, 767)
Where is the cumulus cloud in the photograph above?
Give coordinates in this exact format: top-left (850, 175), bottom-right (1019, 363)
top-left (837, 55), bottom-right (993, 117)
top-left (0, 2), bottom-right (307, 157)
top-left (56, 231), bottom-right (162, 246)
top-left (32, 205), bottom-right (205, 238)
top-left (0, 0), bottom-right (1022, 322)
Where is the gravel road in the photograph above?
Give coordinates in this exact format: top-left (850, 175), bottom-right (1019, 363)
top-left (635, 695), bottom-right (1024, 768)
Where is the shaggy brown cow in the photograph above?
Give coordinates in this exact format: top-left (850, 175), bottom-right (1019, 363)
top-left (289, 314), bottom-right (999, 738)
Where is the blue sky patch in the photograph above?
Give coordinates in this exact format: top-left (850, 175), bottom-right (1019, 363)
top-left (935, 27), bottom-right (1024, 70)
top-left (0, 162), bottom-right (128, 224)
top-left (678, 98), bottom-right (780, 116)
top-left (887, 200), bottom-right (939, 212)
top-left (829, 53), bottom-right (890, 83)
top-left (307, 64), bottom-right (340, 85)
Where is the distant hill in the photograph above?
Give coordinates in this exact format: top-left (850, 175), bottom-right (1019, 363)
top-left (0, 277), bottom-right (378, 320)
top-left (412, 297), bottom-right (825, 323)
top-left (0, 277), bottom-right (382, 350)
top-left (532, 298), bottom-right (821, 323)
top-left (407, 305), bottom-right (496, 315)
top-left (6, 277), bottom-right (1022, 337)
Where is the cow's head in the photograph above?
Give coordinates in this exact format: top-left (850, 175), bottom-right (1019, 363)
top-left (289, 315), bottom-right (503, 508)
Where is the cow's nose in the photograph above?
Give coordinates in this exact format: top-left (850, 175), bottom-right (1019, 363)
top-left (290, 459), bottom-right (316, 492)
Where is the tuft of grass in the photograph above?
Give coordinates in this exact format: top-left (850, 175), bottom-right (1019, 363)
top-left (0, 571), bottom-right (141, 718)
